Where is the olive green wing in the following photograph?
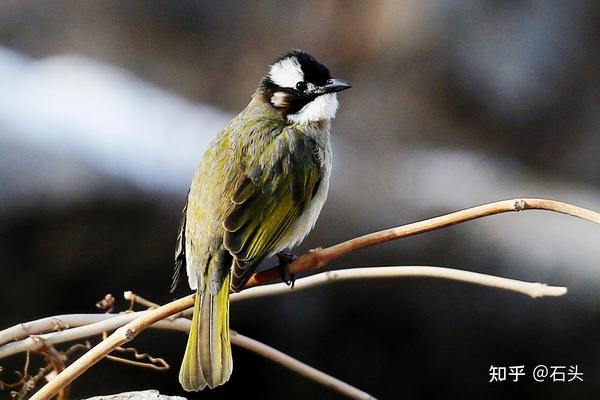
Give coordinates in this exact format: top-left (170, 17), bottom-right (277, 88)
top-left (223, 135), bottom-right (321, 292)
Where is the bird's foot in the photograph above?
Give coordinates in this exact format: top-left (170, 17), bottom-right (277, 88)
top-left (276, 251), bottom-right (297, 288)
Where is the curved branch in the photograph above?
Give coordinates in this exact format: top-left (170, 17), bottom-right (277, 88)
top-left (29, 296), bottom-right (194, 400)
top-left (232, 332), bottom-right (375, 400)
top-left (1, 265), bottom-right (566, 360)
top-left (7, 314), bottom-right (373, 400)
top-left (0, 314), bottom-right (112, 347)
top-left (232, 266), bottom-right (567, 301)
top-left (24, 297), bottom-right (375, 400)
top-left (24, 197), bottom-right (600, 399)
top-left (245, 198), bottom-right (600, 287)
top-left (0, 311), bottom-right (185, 359)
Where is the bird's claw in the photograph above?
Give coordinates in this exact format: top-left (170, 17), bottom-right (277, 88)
top-left (277, 251), bottom-right (297, 288)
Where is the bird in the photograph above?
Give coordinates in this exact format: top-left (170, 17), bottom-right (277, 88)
top-left (172, 49), bottom-right (351, 391)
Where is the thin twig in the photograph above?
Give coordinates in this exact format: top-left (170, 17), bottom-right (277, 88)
top-left (37, 345), bottom-right (69, 400)
top-left (100, 327), bottom-right (169, 371)
top-left (29, 296), bottom-right (194, 400)
top-left (105, 348), bottom-right (169, 371)
top-left (95, 295), bottom-right (115, 313)
top-left (245, 198), bottom-right (600, 287)
top-left (123, 291), bottom-right (160, 310)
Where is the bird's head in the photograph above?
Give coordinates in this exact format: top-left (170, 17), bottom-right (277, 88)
top-left (260, 49), bottom-right (351, 124)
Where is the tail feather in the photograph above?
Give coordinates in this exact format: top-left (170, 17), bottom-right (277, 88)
top-left (179, 288), bottom-right (206, 391)
top-left (179, 274), bottom-right (232, 391)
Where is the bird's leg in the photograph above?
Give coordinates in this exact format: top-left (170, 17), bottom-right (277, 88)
top-left (276, 251), bottom-right (297, 288)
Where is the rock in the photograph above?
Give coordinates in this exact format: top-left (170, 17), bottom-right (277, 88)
top-left (84, 390), bottom-right (186, 400)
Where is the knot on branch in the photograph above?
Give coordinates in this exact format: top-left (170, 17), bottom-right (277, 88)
top-left (305, 247), bottom-right (327, 269)
top-left (513, 199), bottom-right (526, 211)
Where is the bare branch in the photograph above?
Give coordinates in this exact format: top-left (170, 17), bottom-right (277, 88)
top-left (37, 345), bottom-right (69, 400)
top-left (232, 266), bottom-right (567, 301)
top-left (231, 331), bottom-right (376, 400)
top-left (1, 313), bottom-right (156, 359)
top-left (123, 291), bottom-right (160, 310)
top-left (21, 303), bottom-right (375, 399)
top-left (245, 198), bottom-right (600, 287)
top-left (0, 312), bottom-right (190, 359)
top-left (0, 315), bottom-right (113, 347)
top-left (15, 198), bottom-right (599, 399)
top-left (104, 347), bottom-right (169, 371)
top-left (29, 296), bottom-right (195, 400)
top-left (1, 264), bottom-right (566, 360)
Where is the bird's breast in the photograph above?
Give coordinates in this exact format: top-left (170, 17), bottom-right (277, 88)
top-left (276, 127), bottom-right (332, 251)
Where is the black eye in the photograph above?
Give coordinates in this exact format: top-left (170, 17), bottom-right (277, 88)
top-left (295, 81), bottom-right (308, 92)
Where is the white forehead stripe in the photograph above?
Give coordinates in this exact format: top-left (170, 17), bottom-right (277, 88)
top-left (288, 93), bottom-right (339, 124)
top-left (269, 57), bottom-right (304, 88)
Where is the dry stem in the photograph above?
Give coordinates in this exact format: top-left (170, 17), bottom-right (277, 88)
top-left (245, 198), bottom-right (600, 287)
top-left (232, 331), bottom-right (375, 400)
top-left (29, 296), bottom-right (194, 400)
top-left (0, 266), bottom-right (566, 360)
top-left (232, 266), bottom-right (567, 301)
top-left (22, 197), bottom-right (600, 399)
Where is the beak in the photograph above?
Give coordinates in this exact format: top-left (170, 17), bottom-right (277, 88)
top-left (320, 78), bottom-right (352, 94)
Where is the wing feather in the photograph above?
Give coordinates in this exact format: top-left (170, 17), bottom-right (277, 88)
top-left (224, 131), bottom-right (322, 291)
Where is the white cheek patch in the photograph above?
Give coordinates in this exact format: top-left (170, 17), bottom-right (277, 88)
top-left (288, 93), bottom-right (339, 124)
top-left (269, 57), bottom-right (303, 88)
top-left (270, 92), bottom-right (288, 108)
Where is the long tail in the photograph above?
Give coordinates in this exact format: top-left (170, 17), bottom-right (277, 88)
top-left (179, 274), bottom-right (232, 391)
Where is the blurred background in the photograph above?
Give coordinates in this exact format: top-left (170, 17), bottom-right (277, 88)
top-left (0, 1), bottom-right (599, 398)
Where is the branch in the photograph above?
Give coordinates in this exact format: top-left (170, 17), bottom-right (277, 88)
top-left (0, 263), bottom-right (573, 398)
top-left (0, 312), bottom-right (183, 359)
top-left (0, 265), bottom-right (566, 359)
top-left (18, 300), bottom-right (373, 399)
top-left (2, 312), bottom-right (373, 399)
top-left (231, 331), bottom-right (375, 400)
top-left (29, 296), bottom-right (194, 400)
top-left (0, 314), bottom-right (113, 347)
top-left (19, 197), bottom-right (600, 399)
top-left (245, 198), bottom-right (600, 287)
top-left (232, 266), bottom-right (567, 301)
top-left (0, 312), bottom-right (165, 358)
